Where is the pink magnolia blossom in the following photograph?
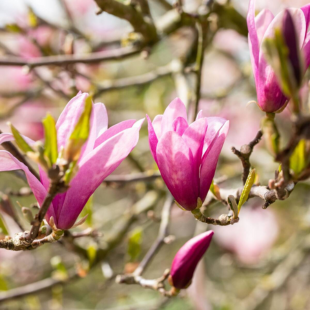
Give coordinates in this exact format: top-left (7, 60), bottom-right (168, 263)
top-left (247, 0), bottom-right (310, 112)
top-left (147, 98), bottom-right (229, 210)
top-left (0, 92), bottom-right (144, 230)
top-left (170, 231), bottom-right (214, 289)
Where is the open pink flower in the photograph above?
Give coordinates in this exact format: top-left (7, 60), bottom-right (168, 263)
top-left (170, 231), bottom-right (214, 289)
top-left (247, 0), bottom-right (310, 112)
top-left (147, 98), bottom-right (229, 210)
top-left (0, 92), bottom-right (144, 230)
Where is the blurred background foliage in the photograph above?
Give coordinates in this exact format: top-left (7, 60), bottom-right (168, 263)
top-left (0, 0), bottom-right (310, 309)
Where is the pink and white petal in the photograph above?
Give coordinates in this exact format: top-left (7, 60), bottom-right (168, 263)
top-left (156, 131), bottom-right (199, 210)
top-left (200, 121), bottom-right (229, 201)
top-left (203, 117), bottom-right (226, 155)
top-left (152, 115), bottom-right (163, 139)
top-left (57, 126), bottom-right (142, 229)
top-left (38, 165), bottom-right (49, 191)
top-left (161, 98), bottom-right (188, 135)
top-left (182, 118), bottom-right (208, 172)
top-left (0, 150), bottom-right (56, 220)
top-left (0, 133), bottom-right (35, 146)
top-left (80, 102), bottom-right (109, 159)
top-left (301, 4), bottom-right (310, 36)
top-left (172, 117), bottom-right (188, 136)
top-left (196, 110), bottom-right (203, 120)
top-left (56, 92), bottom-right (89, 149)
top-left (132, 118), bottom-right (145, 130)
top-left (0, 133), bottom-right (50, 192)
top-left (261, 9), bottom-right (306, 50)
top-left (303, 32), bottom-right (310, 68)
top-left (256, 61), bottom-right (288, 112)
top-left (147, 115), bottom-right (159, 163)
top-left (247, 0), bottom-right (260, 74)
top-left (255, 9), bottom-right (274, 44)
top-left (94, 119), bottom-right (136, 149)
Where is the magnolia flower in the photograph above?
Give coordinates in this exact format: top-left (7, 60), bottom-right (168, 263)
top-left (0, 92), bottom-right (143, 230)
top-left (147, 98), bottom-right (229, 210)
top-left (169, 231), bottom-right (214, 289)
top-left (247, 0), bottom-right (310, 112)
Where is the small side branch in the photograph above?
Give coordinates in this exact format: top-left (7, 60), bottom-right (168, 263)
top-left (232, 130), bottom-right (263, 184)
top-left (134, 194), bottom-right (174, 276)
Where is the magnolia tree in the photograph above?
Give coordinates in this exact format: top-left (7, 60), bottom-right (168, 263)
top-left (0, 0), bottom-right (309, 309)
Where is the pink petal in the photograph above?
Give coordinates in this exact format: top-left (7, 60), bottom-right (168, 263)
top-left (0, 134), bottom-right (52, 199)
top-left (56, 92), bottom-right (89, 150)
top-left (0, 151), bottom-right (56, 221)
top-left (256, 65), bottom-right (288, 112)
top-left (172, 117), bottom-right (188, 136)
top-left (255, 9), bottom-right (274, 44)
top-left (182, 118), bottom-right (208, 173)
top-left (301, 4), bottom-right (310, 36)
top-left (200, 121), bottom-right (229, 201)
top-left (153, 115), bottom-right (163, 139)
top-left (261, 8), bottom-right (306, 50)
top-left (0, 133), bottom-right (35, 145)
top-left (303, 32), bottom-right (310, 67)
top-left (57, 124), bottom-right (142, 229)
top-left (156, 131), bottom-right (198, 210)
top-left (196, 110), bottom-right (203, 120)
top-left (80, 102), bottom-right (108, 158)
top-left (247, 0), bottom-right (260, 76)
top-left (203, 117), bottom-right (226, 155)
top-left (94, 119), bottom-right (136, 149)
top-left (147, 115), bottom-right (159, 164)
top-left (161, 98), bottom-right (187, 136)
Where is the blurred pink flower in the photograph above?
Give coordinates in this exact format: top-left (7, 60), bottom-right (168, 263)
top-left (0, 67), bottom-right (32, 92)
top-left (0, 92), bottom-right (144, 229)
top-left (214, 207), bottom-right (279, 264)
top-left (147, 98), bottom-right (229, 210)
top-left (16, 26), bottom-right (55, 60)
top-left (247, 0), bottom-right (310, 112)
top-left (64, 0), bottom-right (95, 15)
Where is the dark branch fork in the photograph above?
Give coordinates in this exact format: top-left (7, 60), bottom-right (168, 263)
top-left (231, 130), bottom-right (263, 184)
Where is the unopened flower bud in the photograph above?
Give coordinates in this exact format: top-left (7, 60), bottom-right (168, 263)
top-left (169, 231), bottom-right (213, 289)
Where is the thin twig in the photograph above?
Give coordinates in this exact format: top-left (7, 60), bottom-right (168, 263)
top-left (193, 21), bottom-right (205, 118)
top-left (0, 46), bottom-right (140, 68)
top-left (134, 193), bottom-right (174, 276)
top-left (231, 130), bottom-right (263, 184)
top-left (103, 172), bottom-right (161, 184)
top-left (0, 272), bottom-right (78, 303)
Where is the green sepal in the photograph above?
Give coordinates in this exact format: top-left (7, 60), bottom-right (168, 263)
top-left (42, 113), bottom-right (58, 167)
top-left (64, 95), bottom-right (92, 161)
top-left (237, 169), bottom-right (256, 213)
top-left (0, 214), bottom-right (9, 235)
top-left (10, 123), bottom-right (34, 153)
top-left (64, 160), bottom-right (77, 185)
top-left (290, 139), bottom-right (307, 176)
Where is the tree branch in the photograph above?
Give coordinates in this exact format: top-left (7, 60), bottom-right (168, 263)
top-left (94, 0), bottom-right (158, 45)
top-left (0, 46), bottom-right (140, 68)
top-left (134, 193), bottom-right (173, 276)
top-left (232, 130), bottom-right (263, 184)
